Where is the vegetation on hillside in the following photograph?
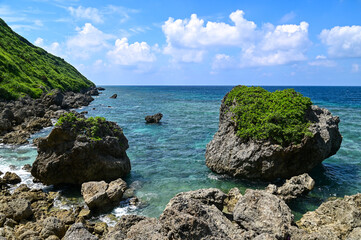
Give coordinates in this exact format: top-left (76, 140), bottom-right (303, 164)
top-left (56, 113), bottom-right (122, 142)
top-left (225, 86), bottom-right (313, 146)
top-left (0, 18), bottom-right (94, 100)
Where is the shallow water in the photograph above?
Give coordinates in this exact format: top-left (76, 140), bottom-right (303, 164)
top-left (1, 86), bottom-right (361, 220)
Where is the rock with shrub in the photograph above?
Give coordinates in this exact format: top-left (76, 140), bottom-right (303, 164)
top-left (31, 113), bottom-right (131, 185)
top-left (205, 85), bottom-right (342, 180)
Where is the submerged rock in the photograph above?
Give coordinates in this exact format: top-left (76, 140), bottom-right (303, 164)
top-left (265, 173), bottom-right (315, 202)
top-left (31, 114), bottom-right (131, 185)
top-left (145, 113), bottom-right (163, 123)
top-left (205, 86), bottom-right (342, 180)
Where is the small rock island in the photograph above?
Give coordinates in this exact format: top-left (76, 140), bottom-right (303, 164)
top-left (31, 113), bottom-right (131, 185)
top-left (206, 86), bottom-right (342, 180)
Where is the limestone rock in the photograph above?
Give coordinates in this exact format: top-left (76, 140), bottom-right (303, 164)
top-left (205, 87), bottom-right (342, 180)
top-left (159, 188), bottom-right (243, 240)
top-left (296, 193), bottom-right (361, 239)
top-left (63, 223), bottom-right (98, 240)
top-left (81, 178), bottom-right (127, 211)
top-left (2, 172), bottom-right (21, 184)
top-left (145, 113), bottom-right (163, 123)
top-left (31, 117), bottom-right (131, 185)
top-left (40, 217), bottom-right (66, 239)
top-left (224, 187), bottom-right (242, 213)
top-left (265, 173), bottom-right (315, 202)
top-left (233, 189), bottom-right (293, 239)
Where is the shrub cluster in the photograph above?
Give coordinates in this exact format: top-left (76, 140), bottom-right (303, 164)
top-left (56, 113), bottom-right (122, 142)
top-left (225, 86), bottom-right (313, 146)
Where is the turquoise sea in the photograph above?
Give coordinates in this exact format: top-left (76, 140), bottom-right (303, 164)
top-left (1, 86), bottom-right (361, 220)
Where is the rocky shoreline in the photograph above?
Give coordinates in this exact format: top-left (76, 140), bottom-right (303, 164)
top-left (1, 172), bottom-right (361, 239)
top-left (0, 87), bottom-right (102, 145)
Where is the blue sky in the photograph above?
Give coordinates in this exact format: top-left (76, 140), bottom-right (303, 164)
top-left (1, 0), bottom-right (361, 86)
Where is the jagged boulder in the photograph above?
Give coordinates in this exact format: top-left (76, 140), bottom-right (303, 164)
top-left (206, 86), bottom-right (342, 180)
top-left (81, 178), bottom-right (127, 211)
top-left (145, 113), bottom-right (163, 123)
top-left (31, 113), bottom-right (131, 185)
top-left (233, 189), bottom-right (293, 239)
top-left (296, 193), bottom-right (361, 239)
top-left (265, 173), bottom-right (315, 202)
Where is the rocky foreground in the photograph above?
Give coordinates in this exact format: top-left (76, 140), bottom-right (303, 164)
top-left (0, 173), bottom-right (360, 239)
top-left (206, 87), bottom-right (342, 180)
top-left (0, 87), bottom-right (101, 145)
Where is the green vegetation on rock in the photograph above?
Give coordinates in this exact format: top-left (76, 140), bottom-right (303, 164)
top-left (225, 86), bottom-right (313, 146)
top-left (0, 18), bottom-right (94, 100)
top-left (56, 113), bottom-right (122, 141)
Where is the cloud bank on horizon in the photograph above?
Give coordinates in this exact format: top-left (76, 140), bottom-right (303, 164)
top-left (1, 0), bottom-right (361, 85)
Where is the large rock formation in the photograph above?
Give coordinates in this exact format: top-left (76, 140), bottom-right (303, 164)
top-left (31, 114), bottom-right (131, 185)
top-left (296, 193), bottom-right (361, 239)
top-left (206, 86), bottom-right (342, 180)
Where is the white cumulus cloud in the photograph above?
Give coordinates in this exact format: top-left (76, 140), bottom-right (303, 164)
top-left (162, 10), bottom-right (311, 66)
top-left (68, 6), bottom-right (103, 24)
top-left (107, 38), bottom-right (156, 65)
top-left (66, 23), bottom-right (115, 59)
top-left (320, 25), bottom-right (361, 58)
top-left (34, 37), bottom-right (62, 57)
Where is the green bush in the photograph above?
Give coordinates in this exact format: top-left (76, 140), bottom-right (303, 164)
top-left (0, 18), bottom-right (94, 100)
top-left (225, 86), bottom-right (313, 146)
top-left (56, 113), bottom-right (115, 141)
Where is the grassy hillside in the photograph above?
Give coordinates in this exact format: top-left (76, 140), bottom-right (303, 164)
top-left (0, 18), bottom-right (94, 100)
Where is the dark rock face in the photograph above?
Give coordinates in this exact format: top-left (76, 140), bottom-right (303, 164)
top-left (0, 87), bottom-right (97, 145)
top-left (110, 94), bottom-right (117, 99)
top-left (2, 172), bottom-right (21, 184)
top-left (265, 173), bottom-right (315, 202)
top-left (145, 113), bottom-right (163, 123)
top-left (31, 118), bottom-right (131, 185)
top-left (205, 89), bottom-right (342, 180)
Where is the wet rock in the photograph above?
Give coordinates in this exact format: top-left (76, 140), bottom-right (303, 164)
top-left (145, 113), bottom-right (163, 123)
top-left (81, 178), bottom-right (127, 211)
top-left (205, 87), bottom-right (342, 180)
top-left (296, 193), bottom-right (361, 239)
top-left (233, 189), bottom-right (293, 239)
top-left (97, 87), bottom-right (105, 91)
top-left (22, 164), bottom-right (32, 172)
top-left (110, 94), bottom-right (117, 99)
top-left (0, 130), bottom-right (30, 144)
top-left (265, 173), bottom-right (315, 202)
top-left (87, 89), bottom-right (99, 96)
top-left (63, 223), bottom-right (99, 240)
top-left (25, 117), bottom-right (52, 133)
top-left (2, 172), bottom-right (21, 184)
top-left (31, 117), bottom-right (131, 185)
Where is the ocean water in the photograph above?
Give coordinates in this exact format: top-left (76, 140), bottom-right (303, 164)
top-left (1, 86), bottom-right (361, 220)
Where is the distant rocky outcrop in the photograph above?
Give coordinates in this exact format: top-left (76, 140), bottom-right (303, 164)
top-left (206, 86), bottom-right (342, 180)
top-left (0, 87), bottom-right (99, 145)
top-left (110, 94), bottom-right (117, 99)
top-left (31, 114), bottom-right (131, 185)
top-left (145, 113), bottom-right (163, 123)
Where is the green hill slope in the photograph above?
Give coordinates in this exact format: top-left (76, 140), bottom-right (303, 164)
top-left (0, 18), bottom-right (94, 100)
